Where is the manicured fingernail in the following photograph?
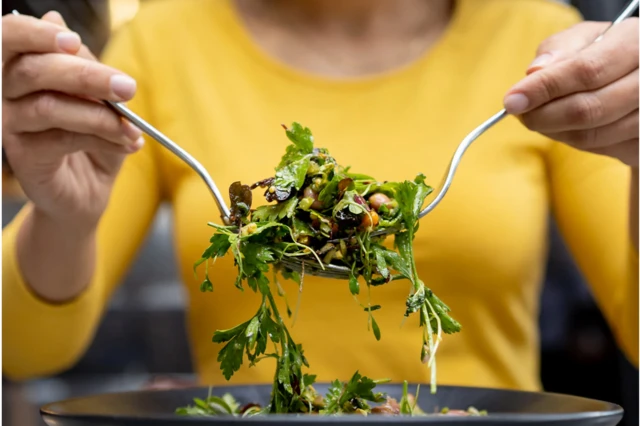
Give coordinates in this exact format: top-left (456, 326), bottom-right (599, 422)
top-left (127, 137), bottom-right (145, 153)
top-left (123, 121), bottom-right (143, 142)
top-left (110, 75), bottom-right (137, 100)
top-left (504, 93), bottom-right (530, 115)
top-left (56, 31), bottom-right (81, 51)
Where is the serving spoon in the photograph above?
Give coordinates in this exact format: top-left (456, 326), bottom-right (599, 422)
top-left (15, 1), bottom-right (637, 280)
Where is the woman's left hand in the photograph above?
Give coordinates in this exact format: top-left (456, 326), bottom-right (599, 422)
top-left (503, 18), bottom-right (639, 167)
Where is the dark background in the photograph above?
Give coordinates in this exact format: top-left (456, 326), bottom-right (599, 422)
top-left (2, 1), bottom-right (638, 425)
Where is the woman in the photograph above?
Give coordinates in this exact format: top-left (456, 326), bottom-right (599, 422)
top-left (2, 0), bottom-right (638, 391)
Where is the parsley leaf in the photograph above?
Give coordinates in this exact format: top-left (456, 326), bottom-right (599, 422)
top-left (274, 156), bottom-right (311, 194)
top-left (321, 371), bottom-right (387, 414)
top-left (253, 197), bottom-right (299, 222)
top-left (284, 122), bottom-right (314, 155)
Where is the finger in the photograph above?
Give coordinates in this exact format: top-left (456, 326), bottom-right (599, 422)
top-left (587, 138), bottom-right (639, 168)
top-left (6, 92), bottom-right (143, 147)
top-left (527, 22), bottom-right (608, 74)
top-left (521, 69), bottom-right (639, 133)
top-left (2, 13), bottom-right (81, 63)
top-left (16, 129), bottom-right (142, 156)
top-left (505, 18), bottom-right (639, 114)
top-left (41, 10), bottom-right (96, 61)
top-left (3, 53), bottom-right (137, 101)
top-left (545, 110), bottom-right (638, 150)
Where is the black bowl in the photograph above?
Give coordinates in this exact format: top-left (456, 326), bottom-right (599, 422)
top-left (41, 383), bottom-right (623, 426)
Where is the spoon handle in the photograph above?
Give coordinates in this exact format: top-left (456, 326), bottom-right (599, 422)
top-left (106, 101), bottom-right (231, 221)
top-left (418, 0), bottom-right (639, 219)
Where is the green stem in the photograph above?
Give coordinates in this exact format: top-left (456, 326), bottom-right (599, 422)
top-left (266, 291), bottom-right (288, 357)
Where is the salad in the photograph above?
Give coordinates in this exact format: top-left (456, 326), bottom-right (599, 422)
top-left (177, 378), bottom-right (486, 417)
top-left (179, 123), bottom-right (463, 416)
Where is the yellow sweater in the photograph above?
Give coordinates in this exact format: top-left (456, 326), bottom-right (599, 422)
top-left (3, 0), bottom-right (638, 391)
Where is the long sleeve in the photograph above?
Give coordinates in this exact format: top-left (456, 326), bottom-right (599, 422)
top-left (548, 141), bottom-right (638, 366)
top-left (2, 22), bottom-right (163, 380)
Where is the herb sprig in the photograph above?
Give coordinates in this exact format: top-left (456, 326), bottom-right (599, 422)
top-left (188, 123), bottom-right (461, 414)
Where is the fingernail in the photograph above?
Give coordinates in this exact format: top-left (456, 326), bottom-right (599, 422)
top-left (127, 137), bottom-right (145, 153)
top-left (529, 53), bottom-right (553, 70)
top-left (123, 121), bottom-right (143, 142)
top-left (504, 93), bottom-right (530, 115)
top-left (44, 11), bottom-right (65, 25)
top-left (110, 75), bottom-right (137, 100)
top-left (56, 31), bottom-right (81, 51)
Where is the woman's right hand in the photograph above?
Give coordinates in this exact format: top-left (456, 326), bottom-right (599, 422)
top-left (2, 11), bottom-right (144, 229)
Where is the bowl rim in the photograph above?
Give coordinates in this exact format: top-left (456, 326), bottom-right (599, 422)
top-left (40, 383), bottom-right (625, 424)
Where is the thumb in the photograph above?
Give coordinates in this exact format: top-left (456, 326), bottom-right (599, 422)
top-left (526, 21), bottom-right (609, 75)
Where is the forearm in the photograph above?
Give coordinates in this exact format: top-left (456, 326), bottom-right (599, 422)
top-left (16, 205), bottom-right (97, 303)
top-left (630, 168), bottom-right (638, 252)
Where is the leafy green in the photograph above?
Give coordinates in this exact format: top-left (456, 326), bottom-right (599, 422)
top-left (253, 197), bottom-right (298, 222)
top-left (188, 122), bottom-right (462, 414)
top-left (371, 316), bottom-right (381, 341)
top-left (348, 274), bottom-right (360, 295)
top-left (283, 122), bottom-right (314, 158)
top-left (321, 371), bottom-right (387, 414)
top-left (274, 156), bottom-right (311, 194)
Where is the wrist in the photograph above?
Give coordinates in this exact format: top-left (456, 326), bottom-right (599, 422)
top-left (31, 205), bottom-right (101, 237)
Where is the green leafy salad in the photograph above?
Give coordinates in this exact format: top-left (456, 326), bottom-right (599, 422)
top-left (178, 123), bottom-right (471, 416)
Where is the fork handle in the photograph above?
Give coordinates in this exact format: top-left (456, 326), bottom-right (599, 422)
top-left (106, 101), bottom-right (232, 222)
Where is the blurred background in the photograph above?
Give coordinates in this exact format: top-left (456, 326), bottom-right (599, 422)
top-left (1, 0), bottom-right (638, 425)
